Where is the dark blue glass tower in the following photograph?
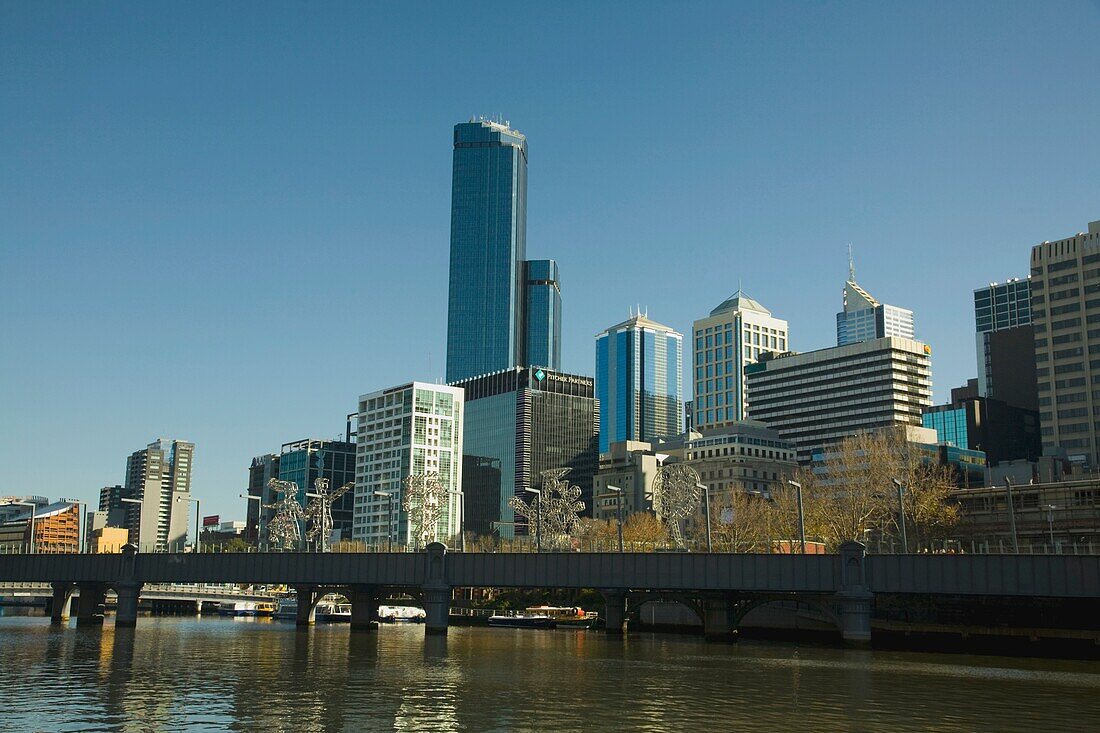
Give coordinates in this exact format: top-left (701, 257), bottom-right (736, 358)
top-left (524, 259), bottom-right (561, 370)
top-left (446, 119), bottom-right (528, 383)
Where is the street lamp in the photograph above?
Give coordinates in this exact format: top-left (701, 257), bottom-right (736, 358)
top-left (787, 479), bottom-right (807, 554)
top-left (891, 478), bottom-right (908, 554)
top-left (374, 491), bottom-right (394, 551)
top-left (176, 495), bottom-right (201, 554)
top-left (600, 485), bottom-right (625, 552)
top-left (1046, 504), bottom-right (1058, 551)
top-left (695, 483), bottom-right (713, 553)
top-left (524, 487), bottom-right (542, 553)
top-left (1003, 477), bottom-right (1020, 554)
top-left (4, 501), bottom-right (37, 554)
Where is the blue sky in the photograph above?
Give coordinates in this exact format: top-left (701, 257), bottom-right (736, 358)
top-left (2, 1), bottom-right (1098, 520)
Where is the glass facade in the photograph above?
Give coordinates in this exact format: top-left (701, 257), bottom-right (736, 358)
top-left (275, 439), bottom-right (357, 542)
top-left (973, 278), bottom-right (1032, 397)
top-left (596, 316), bottom-right (683, 453)
top-left (922, 408), bottom-right (969, 448)
top-left (455, 367), bottom-right (599, 537)
top-left (837, 279), bottom-right (914, 346)
top-left (446, 120), bottom-right (528, 383)
top-left (524, 259), bottom-right (561, 370)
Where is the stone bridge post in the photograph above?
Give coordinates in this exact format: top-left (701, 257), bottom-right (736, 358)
top-left (294, 586), bottom-right (319, 626)
top-left (702, 595), bottom-right (737, 642)
top-left (114, 544), bottom-right (142, 628)
top-left (421, 542), bottom-right (451, 636)
top-left (601, 590), bottom-right (628, 635)
top-left (349, 585), bottom-right (380, 632)
top-left (50, 582), bottom-right (74, 626)
top-left (835, 541), bottom-right (873, 646)
top-left (75, 583), bottom-right (107, 626)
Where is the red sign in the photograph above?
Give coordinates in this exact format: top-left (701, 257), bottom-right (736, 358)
top-left (202, 515), bottom-right (220, 527)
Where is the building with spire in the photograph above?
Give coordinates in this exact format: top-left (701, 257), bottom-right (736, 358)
top-left (595, 312), bottom-right (683, 453)
top-left (692, 289), bottom-right (789, 431)
top-left (836, 250), bottom-right (914, 346)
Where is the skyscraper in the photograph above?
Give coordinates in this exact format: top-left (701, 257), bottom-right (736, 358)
top-left (1029, 219), bottom-right (1100, 468)
top-left (446, 119), bottom-right (529, 383)
top-left (445, 119), bottom-right (561, 383)
top-left (836, 256), bottom-right (914, 346)
top-left (692, 289), bottom-right (788, 430)
top-left (120, 439), bottom-right (194, 551)
top-left (524, 259), bottom-right (561, 370)
top-left (973, 278), bottom-right (1036, 410)
top-left (353, 382), bottom-right (464, 547)
top-left (454, 367), bottom-right (598, 536)
top-left (745, 338), bottom-right (932, 463)
top-left (595, 313), bottom-right (684, 453)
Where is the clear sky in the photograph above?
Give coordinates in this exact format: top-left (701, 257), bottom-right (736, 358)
top-left (2, 1), bottom-right (1098, 521)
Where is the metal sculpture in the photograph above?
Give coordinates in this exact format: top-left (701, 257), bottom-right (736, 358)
top-left (508, 468), bottom-right (586, 550)
top-left (264, 479), bottom-right (305, 551)
top-left (651, 464), bottom-right (702, 549)
top-left (303, 478), bottom-right (353, 552)
top-left (402, 472), bottom-right (447, 550)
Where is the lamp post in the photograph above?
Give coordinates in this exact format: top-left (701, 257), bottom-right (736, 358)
top-left (524, 487), bottom-right (542, 553)
top-left (1046, 504), bottom-right (1058, 551)
top-left (374, 491), bottom-right (393, 551)
top-left (176, 495), bottom-right (201, 554)
top-left (891, 478), bottom-right (908, 554)
top-left (695, 483), bottom-right (713, 553)
top-left (4, 501), bottom-right (37, 554)
top-left (787, 479), bottom-right (807, 554)
top-left (601, 485), bottom-right (625, 552)
top-left (1003, 477), bottom-right (1020, 554)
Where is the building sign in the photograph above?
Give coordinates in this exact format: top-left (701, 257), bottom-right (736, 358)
top-left (202, 515), bottom-right (220, 527)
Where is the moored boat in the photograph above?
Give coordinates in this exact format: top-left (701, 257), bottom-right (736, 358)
top-left (379, 605), bottom-right (426, 623)
top-left (488, 613), bottom-right (556, 629)
top-left (525, 606), bottom-right (598, 629)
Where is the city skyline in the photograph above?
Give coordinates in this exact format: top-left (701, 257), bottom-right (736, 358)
top-left (2, 3), bottom-right (1099, 520)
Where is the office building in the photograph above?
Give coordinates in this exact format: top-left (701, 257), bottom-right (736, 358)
top-left (692, 290), bottom-right (788, 430)
top-left (244, 453), bottom-right (279, 544)
top-left (836, 259), bottom-right (914, 346)
top-left (974, 278), bottom-right (1037, 410)
top-left (745, 338), bottom-right (932, 463)
top-left (685, 420), bottom-right (798, 498)
top-left (120, 439), bottom-right (194, 551)
top-left (446, 119), bottom-right (528, 383)
top-left (922, 379), bottom-right (1041, 466)
top-left (353, 382), bottom-right (464, 547)
top-left (592, 441), bottom-right (663, 522)
top-left (595, 313), bottom-right (683, 453)
top-left (524, 259), bottom-right (562, 370)
top-left (1029, 220), bottom-right (1100, 467)
top-left (0, 501), bottom-right (80, 553)
top-left (445, 119), bottom-right (563, 383)
top-left (98, 485), bottom-right (127, 528)
top-left (454, 367), bottom-right (599, 536)
top-left (275, 438), bottom-right (356, 542)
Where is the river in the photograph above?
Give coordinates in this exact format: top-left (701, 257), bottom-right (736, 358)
top-left (1, 615), bottom-right (1097, 732)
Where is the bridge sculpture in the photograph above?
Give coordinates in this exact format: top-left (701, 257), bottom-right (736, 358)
top-left (2, 544), bottom-right (1097, 645)
top-left (508, 468), bottom-right (586, 550)
top-left (652, 464), bottom-right (702, 549)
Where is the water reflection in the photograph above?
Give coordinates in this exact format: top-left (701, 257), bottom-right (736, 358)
top-left (1, 617), bottom-right (1099, 733)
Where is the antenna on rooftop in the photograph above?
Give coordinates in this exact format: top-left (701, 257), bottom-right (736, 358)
top-left (848, 243), bottom-right (856, 281)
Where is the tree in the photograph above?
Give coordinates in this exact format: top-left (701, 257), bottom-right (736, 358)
top-left (621, 512), bottom-right (666, 549)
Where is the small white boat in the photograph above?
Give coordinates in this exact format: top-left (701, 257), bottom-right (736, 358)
top-left (273, 598), bottom-right (298, 620)
top-left (316, 601), bottom-right (351, 623)
top-left (379, 605), bottom-right (426, 623)
top-left (219, 601), bottom-right (258, 617)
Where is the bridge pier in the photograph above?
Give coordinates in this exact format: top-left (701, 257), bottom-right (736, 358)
top-left (50, 582), bottom-right (74, 626)
top-left (836, 540), bottom-right (873, 646)
top-left (74, 582), bottom-right (107, 626)
top-left (702, 596), bottom-right (737, 642)
top-left (349, 586), bottom-right (379, 631)
top-left (114, 582), bottom-right (143, 628)
top-left (422, 542), bottom-right (450, 636)
top-left (295, 587), bottom-right (319, 626)
top-left (601, 590), bottom-right (628, 635)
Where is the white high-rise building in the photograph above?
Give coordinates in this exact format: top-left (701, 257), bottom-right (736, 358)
top-left (692, 290), bottom-right (788, 430)
top-left (836, 256), bottom-right (914, 346)
top-left (745, 337), bottom-right (932, 463)
top-left (353, 382), bottom-right (463, 548)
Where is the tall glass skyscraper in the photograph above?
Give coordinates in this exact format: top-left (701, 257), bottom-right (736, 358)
top-left (836, 267), bottom-right (914, 346)
top-left (446, 119), bottom-right (529, 383)
top-left (524, 259), bottom-right (561, 370)
top-left (595, 314), bottom-right (684, 454)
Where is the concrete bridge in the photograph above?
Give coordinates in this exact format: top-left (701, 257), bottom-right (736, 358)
top-left (1, 543), bottom-right (1097, 644)
top-left (0, 581), bottom-right (278, 611)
